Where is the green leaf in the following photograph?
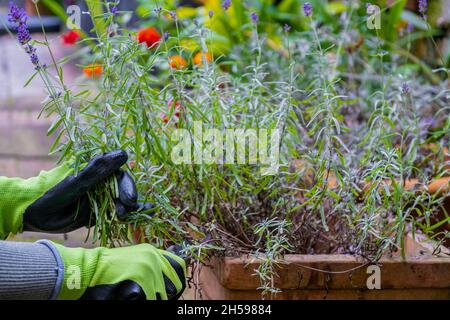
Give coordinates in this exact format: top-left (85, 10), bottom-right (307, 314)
top-left (23, 71), bottom-right (39, 88)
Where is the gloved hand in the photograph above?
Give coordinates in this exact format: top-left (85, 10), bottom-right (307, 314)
top-left (40, 241), bottom-right (186, 300)
top-left (0, 150), bottom-right (152, 238)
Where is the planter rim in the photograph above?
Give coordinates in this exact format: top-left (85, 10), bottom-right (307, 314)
top-left (220, 253), bottom-right (450, 264)
top-left (208, 252), bottom-right (450, 291)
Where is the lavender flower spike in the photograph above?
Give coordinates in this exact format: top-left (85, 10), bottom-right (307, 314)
top-left (7, 1), bottom-right (27, 26)
top-left (418, 0), bottom-right (427, 20)
top-left (169, 10), bottom-right (177, 21)
top-left (303, 2), bottom-right (313, 17)
top-left (250, 12), bottom-right (258, 24)
top-left (406, 21), bottom-right (413, 33)
top-left (222, 0), bottom-right (231, 11)
top-left (8, 2), bottom-right (40, 69)
top-left (401, 82), bottom-right (410, 95)
top-left (153, 7), bottom-right (162, 15)
top-left (17, 23), bottom-right (32, 45)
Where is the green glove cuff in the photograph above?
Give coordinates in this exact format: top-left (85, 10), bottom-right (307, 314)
top-left (0, 162), bottom-right (74, 239)
top-left (51, 242), bottom-right (186, 300)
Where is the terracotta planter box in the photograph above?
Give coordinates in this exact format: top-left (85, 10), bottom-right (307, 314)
top-left (198, 235), bottom-right (450, 300)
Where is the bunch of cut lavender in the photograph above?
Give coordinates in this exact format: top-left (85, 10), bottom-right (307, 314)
top-left (8, 1), bottom-right (42, 70)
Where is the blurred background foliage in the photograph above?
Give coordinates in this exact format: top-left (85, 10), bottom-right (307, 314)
top-left (134, 0), bottom-right (450, 67)
top-left (32, 0), bottom-right (449, 69)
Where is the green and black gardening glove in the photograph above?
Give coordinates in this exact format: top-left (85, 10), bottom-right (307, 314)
top-left (0, 150), bottom-right (153, 239)
top-left (39, 240), bottom-right (187, 300)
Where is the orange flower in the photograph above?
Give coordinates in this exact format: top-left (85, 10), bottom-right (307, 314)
top-left (61, 30), bottom-right (81, 45)
top-left (137, 27), bottom-right (161, 48)
top-left (83, 64), bottom-right (103, 78)
top-left (169, 55), bottom-right (188, 70)
top-left (193, 51), bottom-right (212, 65)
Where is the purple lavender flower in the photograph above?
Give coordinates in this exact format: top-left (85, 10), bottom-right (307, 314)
top-left (163, 31), bottom-right (170, 41)
top-left (24, 44), bottom-right (35, 54)
top-left (284, 24), bottom-right (291, 32)
top-left (421, 116), bottom-right (437, 131)
top-left (153, 7), bottom-right (162, 15)
top-left (30, 52), bottom-right (40, 66)
top-left (209, 10), bottom-right (214, 18)
top-left (303, 2), bottom-right (313, 17)
top-left (401, 82), bottom-right (410, 95)
top-left (222, 0), bottom-right (231, 11)
top-left (111, 6), bottom-right (118, 14)
top-left (7, 1), bottom-right (27, 26)
top-left (8, 2), bottom-right (40, 68)
top-left (169, 10), bottom-right (177, 21)
top-left (406, 21), bottom-right (413, 33)
top-left (418, 0), bottom-right (427, 20)
top-left (17, 24), bottom-right (31, 45)
top-left (250, 12), bottom-right (258, 24)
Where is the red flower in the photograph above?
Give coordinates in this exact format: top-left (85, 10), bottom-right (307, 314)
top-left (161, 100), bottom-right (182, 126)
top-left (137, 27), bottom-right (161, 49)
top-left (61, 30), bottom-right (81, 46)
top-left (168, 100), bottom-right (181, 117)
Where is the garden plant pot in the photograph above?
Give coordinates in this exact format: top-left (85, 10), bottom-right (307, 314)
top-left (198, 235), bottom-right (450, 300)
top-left (196, 177), bottom-right (450, 300)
